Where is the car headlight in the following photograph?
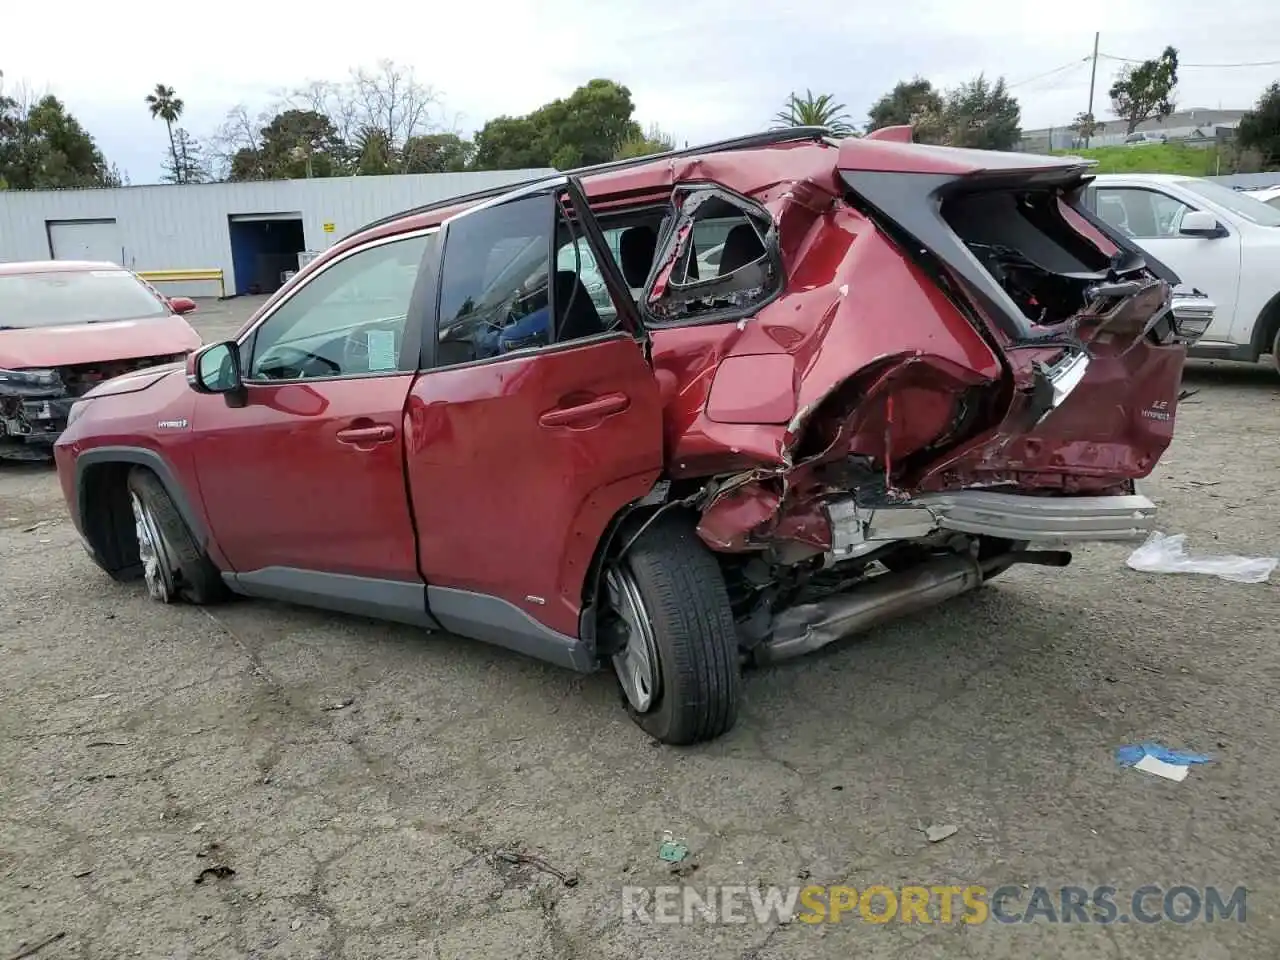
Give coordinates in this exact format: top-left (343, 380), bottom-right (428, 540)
top-left (0, 367), bottom-right (62, 389)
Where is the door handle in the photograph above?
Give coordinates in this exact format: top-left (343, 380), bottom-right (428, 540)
top-left (539, 393), bottom-right (630, 427)
top-left (336, 424), bottom-right (396, 444)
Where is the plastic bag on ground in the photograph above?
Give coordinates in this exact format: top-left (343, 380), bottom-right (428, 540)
top-left (1126, 531), bottom-right (1278, 584)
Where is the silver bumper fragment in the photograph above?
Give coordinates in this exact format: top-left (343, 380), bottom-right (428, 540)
top-left (913, 490), bottom-right (1157, 542)
top-left (826, 489), bottom-right (1157, 558)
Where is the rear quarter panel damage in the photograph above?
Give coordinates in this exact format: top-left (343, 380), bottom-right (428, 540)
top-left (645, 192), bottom-right (1004, 552)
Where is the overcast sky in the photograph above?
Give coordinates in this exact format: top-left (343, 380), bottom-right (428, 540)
top-left (4, 0), bottom-right (1280, 183)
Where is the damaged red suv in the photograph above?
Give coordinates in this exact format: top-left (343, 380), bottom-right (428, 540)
top-left (53, 127), bottom-right (1212, 744)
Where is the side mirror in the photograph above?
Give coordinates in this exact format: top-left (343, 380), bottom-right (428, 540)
top-left (168, 296), bottom-right (198, 315)
top-left (186, 341), bottom-right (246, 405)
top-left (1179, 210), bottom-right (1226, 238)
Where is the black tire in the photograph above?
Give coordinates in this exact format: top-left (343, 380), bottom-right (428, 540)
top-left (126, 467), bottom-right (227, 604)
top-left (617, 514), bottom-right (741, 745)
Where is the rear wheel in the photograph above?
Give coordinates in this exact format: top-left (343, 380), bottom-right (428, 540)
top-left (605, 514), bottom-right (741, 745)
top-left (126, 468), bottom-right (226, 605)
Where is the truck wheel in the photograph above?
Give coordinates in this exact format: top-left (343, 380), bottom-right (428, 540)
top-left (605, 514), bottom-right (741, 745)
top-left (126, 467), bottom-right (227, 605)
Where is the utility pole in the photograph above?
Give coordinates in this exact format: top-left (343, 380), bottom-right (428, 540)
top-left (1084, 31), bottom-right (1100, 148)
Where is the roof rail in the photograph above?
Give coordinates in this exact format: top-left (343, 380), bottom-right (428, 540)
top-left (341, 126), bottom-right (832, 240)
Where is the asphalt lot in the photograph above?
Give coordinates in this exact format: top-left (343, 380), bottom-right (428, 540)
top-left (3, 296), bottom-right (1280, 959)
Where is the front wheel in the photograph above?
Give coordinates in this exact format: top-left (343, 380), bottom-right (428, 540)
top-left (605, 514), bottom-right (741, 745)
top-left (126, 468), bottom-right (227, 605)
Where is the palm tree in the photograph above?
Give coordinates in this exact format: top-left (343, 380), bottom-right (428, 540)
top-left (773, 90), bottom-right (855, 137)
top-left (145, 84), bottom-right (184, 181)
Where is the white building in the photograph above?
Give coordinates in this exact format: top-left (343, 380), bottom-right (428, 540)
top-left (0, 169), bottom-right (554, 297)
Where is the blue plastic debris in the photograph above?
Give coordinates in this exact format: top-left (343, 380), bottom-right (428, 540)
top-left (1116, 743), bottom-right (1212, 768)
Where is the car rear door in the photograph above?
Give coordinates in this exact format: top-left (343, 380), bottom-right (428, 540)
top-left (404, 179), bottom-right (665, 643)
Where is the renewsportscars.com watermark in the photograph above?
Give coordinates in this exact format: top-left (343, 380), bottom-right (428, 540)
top-left (622, 884), bottom-right (1248, 925)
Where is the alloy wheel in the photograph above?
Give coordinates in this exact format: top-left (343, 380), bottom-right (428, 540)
top-left (605, 566), bottom-right (660, 713)
top-left (130, 492), bottom-right (178, 603)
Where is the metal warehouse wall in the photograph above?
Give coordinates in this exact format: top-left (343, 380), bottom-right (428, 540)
top-left (0, 169), bottom-right (555, 297)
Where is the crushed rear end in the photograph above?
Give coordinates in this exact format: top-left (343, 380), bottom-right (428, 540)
top-left (646, 137), bottom-right (1208, 661)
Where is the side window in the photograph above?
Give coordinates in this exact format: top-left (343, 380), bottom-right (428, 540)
top-left (646, 189), bottom-right (778, 324)
top-left (1095, 188), bottom-right (1194, 239)
top-left (434, 193), bottom-right (624, 368)
top-left (247, 233), bottom-right (430, 381)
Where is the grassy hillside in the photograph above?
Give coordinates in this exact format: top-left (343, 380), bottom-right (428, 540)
top-left (1050, 144), bottom-right (1220, 176)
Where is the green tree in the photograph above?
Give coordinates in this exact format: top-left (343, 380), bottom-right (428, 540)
top-left (1109, 46), bottom-right (1179, 134)
top-left (866, 77), bottom-right (944, 137)
top-left (940, 74), bottom-right (1021, 150)
top-left (401, 132), bottom-right (475, 173)
top-left (145, 83), bottom-right (185, 181)
top-left (354, 125), bottom-right (394, 175)
top-left (260, 109), bottom-right (345, 178)
top-left (615, 123), bottom-right (675, 160)
top-left (1237, 81), bottom-right (1280, 168)
top-left (471, 115), bottom-right (546, 170)
top-left (773, 90), bottom-right (854, 136)
top-left (532, 79), bottom-right (642, 168)
top-left (0, 85), bottom-right (116, 189)
top-left (162, 128), bottom-right (209, 184)
top-left (1071, 111), bottom-right (1105, 145)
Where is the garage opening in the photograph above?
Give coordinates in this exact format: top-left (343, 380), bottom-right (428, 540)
top-left (228, 213), bottom-right (305, 296)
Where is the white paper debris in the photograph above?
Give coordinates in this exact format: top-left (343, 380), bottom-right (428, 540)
top-left (1133, 755), bottom-right (1190, 782)
top-left (1126, 531), bottom-right (1278, 584)
top-left (366, 330), bottom-right (397, 371)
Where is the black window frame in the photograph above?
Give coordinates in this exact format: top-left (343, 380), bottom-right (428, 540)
top-left (415, 178), bottom-right (647, 373)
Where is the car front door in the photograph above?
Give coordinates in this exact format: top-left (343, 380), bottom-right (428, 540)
top-left (188, 229), bottom-right (434, 613)
top-left (404, 181), bottom-right (665, 647)
top-left (1090, 183), bottom-right (1242, 343)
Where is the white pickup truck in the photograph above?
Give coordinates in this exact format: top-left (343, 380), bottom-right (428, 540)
top-left (1085, 173), bottom-right (1280, 372)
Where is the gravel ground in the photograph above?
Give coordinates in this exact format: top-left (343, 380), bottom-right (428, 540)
top-left (3, 297), bottom-right (1279, 959)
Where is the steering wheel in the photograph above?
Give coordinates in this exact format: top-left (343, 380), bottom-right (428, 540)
top-left (258, 345), bottom-right (340, 379)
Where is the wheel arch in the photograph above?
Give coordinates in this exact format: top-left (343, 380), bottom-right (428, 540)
top-left (575, 490), bottom-right (692, 650)
top-left (76, 446), bottom-right (209, 577)
top-left (1249, 287), bottom-right (1280, 361)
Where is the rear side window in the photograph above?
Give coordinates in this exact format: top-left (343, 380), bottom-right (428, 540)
top-left (645, 187), bottom-right (780, 325)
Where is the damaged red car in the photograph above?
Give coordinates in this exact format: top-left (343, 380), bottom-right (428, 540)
top-left (53, 127), bottom-right (1213, 744)
top-left (1, 260), bottom-right (202, 460)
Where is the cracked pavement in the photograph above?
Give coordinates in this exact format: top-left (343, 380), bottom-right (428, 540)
top-left (2, 298), bottom-right (1279, 958)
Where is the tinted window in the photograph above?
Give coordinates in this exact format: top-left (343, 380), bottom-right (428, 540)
top-left (434, 192), bottom-right (622, 367)
top-left (0, 269), bottom-right (169, 329)
top-left (247, 232), bottom-right (430, 380)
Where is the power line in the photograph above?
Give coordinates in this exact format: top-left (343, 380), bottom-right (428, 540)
top-left (1008, 58), bottom-right (1091, 88)
top-left (1099, 52), bottom-right (1280, 68)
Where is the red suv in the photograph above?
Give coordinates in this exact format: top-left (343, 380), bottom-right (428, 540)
top-left (53, 127), bottom-right (1211, 744)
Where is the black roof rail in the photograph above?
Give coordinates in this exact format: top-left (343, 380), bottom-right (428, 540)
top-left (340, 126), bottom-right (832, 240)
